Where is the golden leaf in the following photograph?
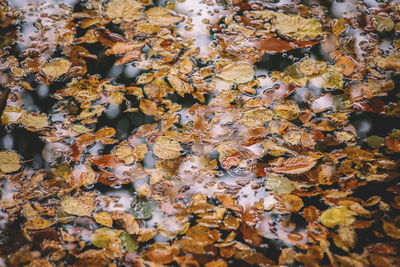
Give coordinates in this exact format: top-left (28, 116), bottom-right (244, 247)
top-left (158, 216), bottom-right (189, 238)
top-left (382, 221), bottom-right (400, 239)
top-left (275, 13), bottom-right (322, 40)
top-left (167, 74), bottom-right (194, 97)
top-left (18, 112), bottom-right (49, 130)
top-left (218, 62), bottom-right (254, 84)
top-left (112, 144), bottom-right (135, 165)
top-left (41, 58), bottom-right (72, 78)
top-left (153, 136), bottom-right (182, 159)
top-left (91, 228), bottom-right (122, 248)
top-left (0, 151), bottom-right (21, 173)
top-left (93, 212), bottom-right (113, 227)
top-left (106, 0), bottom-right (143, 22)
top-left (24, 218), bottom-right (53, 230)
top-left (95, 127), bottom-right (116, 142)
top-left (61, 195), bottom-right (95, 217)
top-left (140, 99), bottom-right (158, 116)
top-left (281, 194), bottom-right (304, 213)
top-left (320, 206), bottom-right (356, 228)
top-left (145, 7), bottom-right (184, 26)
top-left (179, 57), bottom-right (193, 74)
top-left (273, 100), bottom-right (300, 121)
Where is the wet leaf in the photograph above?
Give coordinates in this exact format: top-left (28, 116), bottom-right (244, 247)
top-left (0, 150), bottom-right (21, 173)
top-left (24, 218), bottom-right (53, 230)
top-left (158, 216), bottom-right (189, 238)
top-left (320, 206), bottom-right (357, 228)
top-left (18, 112), bottom-right (49, 130)
top-left (275, 13), bottom-right (322, 40)
top-left (93, 212), bottom-right (113, 227)
top-left (41, 58), bottom-right (72, 78)
top-left (61, 195), bottom-right (95, 217)
top-left (106, 0), bottom-right (143, 22)
top-left (218, 62), bottom-right (254, 83)
top-left (145, 7), bottom-right (184, 26)
top-left (153, 136), bottom-right (182, 159)
top-left (91, 228), bottom-right (121, 248)
top-left (272, 157), bottom-right (317, 174)
top-left (281, 194), bottom-right (304, 213)
top-left (140, 99), bottom-right (158, 116)
top-left (382, 221), bottom-right (400, 239)
top-left (121, 232), bottom-right (137, 253)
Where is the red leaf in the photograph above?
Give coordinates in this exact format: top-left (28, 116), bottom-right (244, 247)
top-left (91, 154), bottom-right (123, 168)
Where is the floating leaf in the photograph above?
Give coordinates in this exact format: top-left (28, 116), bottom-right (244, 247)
top-left (61, 195), bottom-right (95, 217)
top-left (167, 74), bottom-right (194, 97)
top-left (158, 216), bottom-right (189, 238)
top-left (18, 112), bottom-right (49, 130)
top-left (153, 136), bottom-right (182, 159)
top-left (275, 13), bottom-right (322, 40)
top-left (0, 151), bottom-right (21, 173)
top-left (382, 221), bottom-right (400, 239)
top-left (121, 232), bottom-right (137, 253)
top-left (281, 194), bottom-right (304, 213)
top-left (24, 218), bottom-right (53, 230)
top-left (91, 228), bottom-right (121, 248)
top-left (93, 212), bottom-right (113, 227)
top-left (106, 0), bottom-right (143, 22)
top-left (272, 157), bottom-right (317, 174)
top-left (145, 7), bottom-right (184, 26)
top-left (140, 99), bottom-right (158, 116)
top-left (218, 62), bottom-right (254, 84)
top-left (320, 206), bottom-right (356, 228)
top-left (41, 58), bottom-right (71, 78)
top-left (95, 127), bottom-right (116, 142)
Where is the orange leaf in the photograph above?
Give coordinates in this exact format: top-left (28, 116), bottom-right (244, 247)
top-left (272, 157), bottom-right (317, 174)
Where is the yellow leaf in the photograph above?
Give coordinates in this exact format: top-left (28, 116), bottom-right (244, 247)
top-left (320, 206), bottom-right (356, 228)
top-left (93, 212), bottom-right (113, 227)
top-left (18, 112), bottom-right (49, 130)
top-left (61, 195), bottom-right (95, 217)
top-left (145, 7), bottom-right (184, 26)
top-left (106, 0), bottom-right (143, 22)
top-left (153, 136), bottom-right (182, 159)
top-left (275, 13), bottom-right (322, 40)
top-left (24, 218), bottom-right (53, 230)
top-left (41, 58), bottom-right (71, 78)
top-left (218, 62), bottom-right (254, 84)
top-left (0, 151), bottom-right (21, 173)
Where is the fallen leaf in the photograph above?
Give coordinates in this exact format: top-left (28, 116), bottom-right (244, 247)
top-left (41, 58), bottom-right (71, 78)
top-left (153, 136), bottom-right (182, 159)
top-left (320, 206), bottom-right (356, 228)
top-left (0, 150), bottom-right (21, 173)
top-left (218, 62), bottom-right (254, 83)
top-left (272, 157), bottom-right (317, 174)
top-left (106, 0), bottom-right (143, 22)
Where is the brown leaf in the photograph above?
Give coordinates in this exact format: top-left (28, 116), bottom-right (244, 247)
top-left (272, 157), bottom-right (317, 174)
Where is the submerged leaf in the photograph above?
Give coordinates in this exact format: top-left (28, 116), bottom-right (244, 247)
top-left (41, 59), bottom-right (71, 78)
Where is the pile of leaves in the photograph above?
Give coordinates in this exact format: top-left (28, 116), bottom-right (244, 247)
top-left (0, 0), bottom-right (400, 266)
